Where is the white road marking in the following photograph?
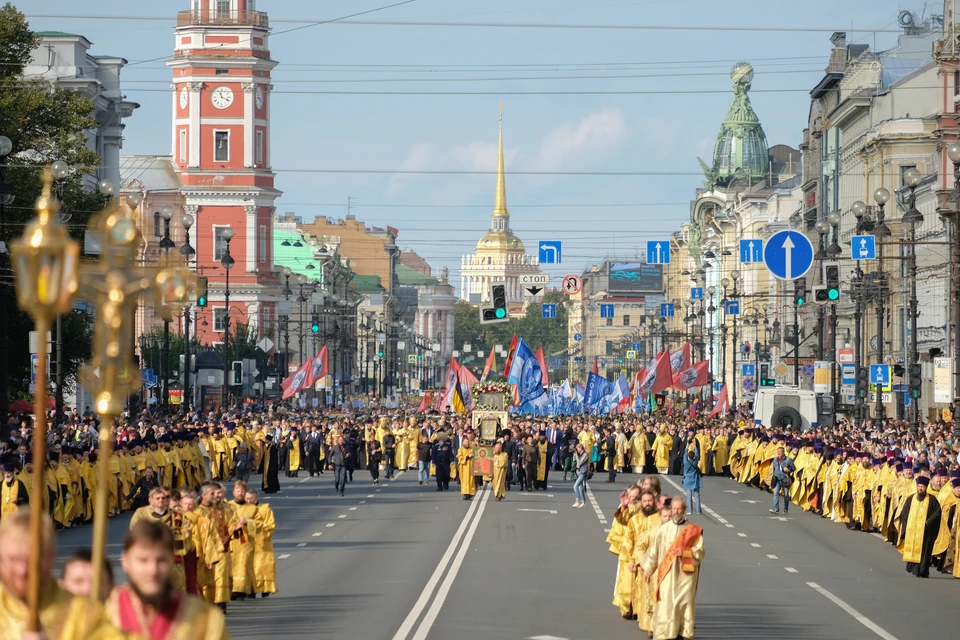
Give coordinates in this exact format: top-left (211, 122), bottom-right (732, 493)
top-left (299, 479), bottom-right (308, 483)
top-left (410, 488), bottom-right (491, 640)
top-left (737, 533), bottom-right (747, 538)
top-left (584, 484), bottom-right (608, 525)
top-left (297, 543), bottom-right (307, 547)
top-left (337, 515), bottom-right (346, 519)
top-left (349, 507), bottom-right (357, 511)
top-left (528, 636), bottom-right (569, 640)
top-left (359, 501), bottom-right (366, 504)
top-left (392, 471), bottom-right (406, 480)
top-left (392, 487), bottom-right (487, 640)
top-left (376, 489), bottom-right (382, 492)
top-left (325, 523), bottom-right (336, 528)
top-left (367, 494), bottom-right (375, 498)
top-left (767, 554), bottom-right (778, 559)
top-left (725, 524), bottom-right (734, 528)
top-left (723, 490), bottom-right (741, 494)
top-left (278, 554), bottom-right (290, 559)
top-left (741, 500), bottom-right (760, 504)
top-left (768, 516), bottom-right (793, 522)
top-left (521, 493), bottom-right (554, 497)
top-left (517, 508), bottom-right (558, 514)
top-left (312, 532), bottom-right (323, 537)
top-left (784, 567), bottom-right (798, 573)
top-left (807, 582), bottom-right (900, 640)
top-left (750, 543), bottom-right (761, 548)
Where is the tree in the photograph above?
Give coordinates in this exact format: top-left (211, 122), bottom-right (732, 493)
top-left (0, 3), bottom-right (105, 405)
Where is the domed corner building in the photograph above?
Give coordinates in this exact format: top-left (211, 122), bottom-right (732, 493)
top-left (459, 115), bottom-right (542, 306)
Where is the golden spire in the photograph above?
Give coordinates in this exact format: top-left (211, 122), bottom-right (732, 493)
top-left (493, 104), bottom-right (508, 218)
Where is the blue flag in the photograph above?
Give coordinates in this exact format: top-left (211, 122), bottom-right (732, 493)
top-left (584, 372), bottom-right (612, 408)
top-left (507, 337), bottom-right (546, 406)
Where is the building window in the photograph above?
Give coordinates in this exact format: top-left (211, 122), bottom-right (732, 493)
top-left (213, 226), bottom-right (230, 261)
top-left (605, 340), bottom-right (614, 356)
top-left (606, 317), bottom-right (613, 327)
top-left (623, 315), bottom-right (630, 327)
top-left (215, 69), bottom-right (229, 75)
top-left (213, 308), bottom-right (227, 332)
top-left (255, 130), bottom-right (264, 165)
top-left (259, 225), bottom-right (267, 262)
top-left (179, 129), bottom-right (187, 163)
top-left (215, 0), bottom-right (232, 19)
top-left (153, 212), bottom-right (162, 237)
top-left (214, 130), bottom-right (229, 162)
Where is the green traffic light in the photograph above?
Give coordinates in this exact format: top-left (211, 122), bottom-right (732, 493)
top-left (198, 295), bottom-right (206, 306)
top-left (495, 308), bottom-right (506, 319)
top-left (796, 297), bottom-right (805, 306)
top-left (378, 351), bottom-right (384, 358)
top-left (311, 325), bottom-right (319, 333)
top-left (828, 289), bottom-right (839, 300)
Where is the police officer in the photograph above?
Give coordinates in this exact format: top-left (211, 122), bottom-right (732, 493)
top-left (432, 432), bottom-right (453, 491)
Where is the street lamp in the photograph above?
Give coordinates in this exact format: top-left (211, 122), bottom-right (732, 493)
top-left (707, 286), bottom-right (717, 404)
top-left (179, 213), bottom-right (195, 415)
top-left (814, 219), bottom-right (829, 260)
top-left (730, 269), bottom-right (741, 411)
top-left (901, 167), bottom-right (923, 435)
top-left (873, 187), bottom-right (891, 419)
top-left (50, 161), bottom-right (71, 426)
top-left (946, 143), bottom-right (960, 438)
top-left (0, 136), bottom-right (12, 421)
top-left (97, 179), bottom-right (115, 200)
top-left (826, 210), bottom-right (842, 257)
top-left (220, 226), bottom-right (235, 406)
top-left (158, 205), bottom-right (176, 411)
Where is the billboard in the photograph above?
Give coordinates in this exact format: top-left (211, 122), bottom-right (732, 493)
top-left (609, 263), bottom-right (663, 293)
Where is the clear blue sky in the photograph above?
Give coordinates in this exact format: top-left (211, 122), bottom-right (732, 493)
top-left (27, 0), bottom-right (918, 289)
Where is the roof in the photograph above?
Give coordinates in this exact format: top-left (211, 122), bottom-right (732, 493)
top-left (599, 296), bottom-right (646, 303)
top-left (273, 228), bottom-right (321, 280)
top-left (350, 274), bottom-right (385, 293)
top-left (396, 263), bottom-right (438, 286)
top-left (33, 30), bottom-right (83, 38)
top-left (475, 231), bottom-right (525, 252)
top-left (119, 156), bottom-right (182, 193)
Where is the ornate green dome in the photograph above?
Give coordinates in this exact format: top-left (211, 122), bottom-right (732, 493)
top-left (698, 62), bottom-right (769, 187)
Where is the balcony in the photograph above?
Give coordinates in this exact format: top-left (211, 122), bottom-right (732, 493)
top-left (177, 10), bottom-right (269, 28)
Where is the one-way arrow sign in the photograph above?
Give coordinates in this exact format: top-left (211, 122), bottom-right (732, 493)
top-left (526, 286), bottom-right (543, 296)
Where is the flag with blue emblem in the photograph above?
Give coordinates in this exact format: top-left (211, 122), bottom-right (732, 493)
top-left (507, 337), bottom-right (546, 410)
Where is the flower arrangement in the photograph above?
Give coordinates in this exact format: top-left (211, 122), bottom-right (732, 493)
top-left (471, 380), bottom-right (510, 411)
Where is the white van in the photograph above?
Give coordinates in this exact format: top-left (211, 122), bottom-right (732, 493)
top-left (753, 387), bottom-right (818, 431)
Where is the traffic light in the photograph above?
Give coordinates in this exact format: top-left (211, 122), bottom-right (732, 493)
top-left (855, 366), bottom-right (869, 398)
top-left (479, 282), bottom-right (509, 324)
top-left (197, 276), bottom-right (208, 307)
top-left (231, 360), bottom-right (243, 386)
top-left (311, 313), bottom-right (320, 333)
top-left (794, 277), bottom-right (807, 307)
top-left (813, 285), bottom-right (829, 303)
top-left (909, 363), bottom-right (922, 399)
top-left (824, 262), bottom-right (841, 301)
top-left (759, 363), bottom-right (776, 386)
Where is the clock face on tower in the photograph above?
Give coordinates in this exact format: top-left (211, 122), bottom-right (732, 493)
top-left (179, 87), bottom-right (188, 110)
top-left (255, 86), bottom-right (264, 110)
top-left (210, 86), bottom-right (234, 109)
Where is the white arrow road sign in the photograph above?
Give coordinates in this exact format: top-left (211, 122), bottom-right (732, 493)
top-left (517, 509), bottom-right (558, 514)
top-left (741, 500), bottom-right (760, 504)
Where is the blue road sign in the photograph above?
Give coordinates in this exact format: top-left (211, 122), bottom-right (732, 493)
top-left (725, 300), bottom-right (740, 315)
top-left (713, 381), bottom-right (723, 394)
top-left (763, 229), bottom-right (815, 281)
top-left (893, 383), bottom-right (910, 393)
top-left (574, 333), bottom-right (582, 342)
top-left (851, 235), bottom-right (876, 260)
top-left (600, 303), bottom-right (615, 318)
top-left (742, 378), bottom-right (755, 392)
top-left (739, 239), bottom-right (764, 263)
top-left (542, 303), bottom-right (557, 318)
top-left (660, 303), bottom-right (675, 317)
top-left (690, 287), bottom-right (703, 300)
top-left (802, 363), bottom-right (815, 378)
top-left (870, 364), bottom-right (891, 386)
top-left (741, 363), bottom-right (755, 378)
top-left (841, 364), bottom-right (856, 385)
top-left (632, 342), bottom-right (641, 351)
top-left (538, 240), bottom-right (562, 264)
top-left (646, 241), bottom-right (671, 265)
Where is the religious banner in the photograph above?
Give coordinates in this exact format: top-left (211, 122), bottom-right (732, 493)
top-left (473, 445), bottom-right (494, 479)
top-left (934, 357), bottom-right (953, 404)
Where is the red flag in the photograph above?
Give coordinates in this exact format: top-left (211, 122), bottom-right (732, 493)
top-left (281, 361), bottom-right (311, 400)
top-left (638, 350), bottom-right (673, 396)
top-left (690, 397), bottom-right (700, 419)
top-left (418, 390), bottom-right (434, 412)
top-left (709, 383), bottom-right (729, 418)
top-left (672, 360), bottom-right (710, 391)
top-left (481, 349), bottom-right (496, 382)
top-left (669, 343), bottom-right (691, 373)
top-left (503, 333), bottom-right (518, 377)
top-left (303, 345), bottom-right (329, 388)
top-left (457, 363), bottom-right (480, 411)
top-left (591, 356), bottom-right (599, 375)
top-left (439, 357), bottom-right (461, 412)
top-left (535, 346), bottom-right (549, 387)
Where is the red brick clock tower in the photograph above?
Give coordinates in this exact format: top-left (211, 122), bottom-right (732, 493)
top-left (168, 0), bottom-right (279, 345)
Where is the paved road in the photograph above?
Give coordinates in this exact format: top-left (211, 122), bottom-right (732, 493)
top-left (51, 470), bottom-right (959, 639)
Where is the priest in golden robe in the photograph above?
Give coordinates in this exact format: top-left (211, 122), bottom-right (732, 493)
top-left (632, 502), bottom-right (670, 636)
top-left (932, 474), bottom-right (959, 572)
top-left (227, 481), bottom-right (258, 599)
top-left (457, 435), bottom-right (476, 500)
top-left (651, 429), bottom-right (673, 474)
top-left (711, 430), bottom-right (729, 476)
top-left (491, 442), bottom-right (508, 501)
top-left (606, 485), bottom-right (642, 617)
top-left (1, 460), bottom-right (28, 518)
top-left (898, 475), bottom-right (941, 578)
top-left (246, 488), bottom-right (278, 597)
top-left (616, 490), bottom-right (658, 620)
top-left (640, 497), bottom-right (704, 640)
top-left (629, 428), bottom-right (650, 473)
top-left (196, 484), bottom-right (240, 609)
top-left (0, 510), bottom-right (121, 639)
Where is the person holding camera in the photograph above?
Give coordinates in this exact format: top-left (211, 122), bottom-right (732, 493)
top-left (770, 446), bottom-right (796, 515)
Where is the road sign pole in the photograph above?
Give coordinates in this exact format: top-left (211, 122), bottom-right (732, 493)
top-left (793, 299), bottom-right (800, 386)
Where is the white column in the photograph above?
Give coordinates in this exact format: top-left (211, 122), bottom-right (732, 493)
top-left (427, 311), bottom-right (434, 342)
top-left (244, 204), bottom-right (257, 271)
top-left (170, 83), bottom-right (178, 157)
top-left (242, 82), bottom-right (255, 167)
top-left (187, 81), bottom-right (202, 167)
top-left (263, 84), bottom-right (272, 167)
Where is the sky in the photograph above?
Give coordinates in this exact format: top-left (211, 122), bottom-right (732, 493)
top-left (25, 0), bottom-right (928, 291)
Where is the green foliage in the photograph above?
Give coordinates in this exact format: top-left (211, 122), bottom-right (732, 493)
top-left (0, 5), bottom-right (105, 399)
top-left (453, 290), bottom-right (569, 383)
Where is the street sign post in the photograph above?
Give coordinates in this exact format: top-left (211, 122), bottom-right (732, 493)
top-left (573, 333), bottom-right (582, 342)
top-left (841, 363), bottom-right (856, 385)
top-left (600, 303), bottom-right (615, 318)
top-left (851, 235), bottom-right (876, 260)
top-left (725, 300), bottom-right (740, 315)
top-left (741, 363), bottom-right (755, 378)
top-left (739, 239), bottom-right (764, 263)
top-left (646, 241), bottom-right (671, 264)
top-left (541, 304), bottom-right (557, 318)
top-left (660, 302), bottom-right (675, 317)
top-left (763, 229), bottom-right (815, 280)
top-left (561, 274), bottom-right (583, 295)
top-left (870, 364), bottom-right (891, 388)
top-left (538, 241), bottom-right (562, 264)
top-left (626, 350), bottom-right (637, 360)
top-left (690, 287), bottom-right (703, 300)
top-left (520, 274), bottom-right (549, 285)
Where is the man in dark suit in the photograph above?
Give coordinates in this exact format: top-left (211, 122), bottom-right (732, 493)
top-left (669, 427), bottom-right (686, 476)
top-left (604, 428), bottom-right (617, 483)
top-left (304, 426), bottom-right (322, 477)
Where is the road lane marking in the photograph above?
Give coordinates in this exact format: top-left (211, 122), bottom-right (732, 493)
top-left (871, 532), bottom-right (884, 539)
top-left (725, 524), bottom-right (734, 528)
top-left (411, 488), bottom-right (491, 640)
top-left (312, 532), bottom-right (323, 537)
top-left (367, 494), bottom-right (375, 498)
top-left (349, 507), bottom-right (357, 511)
top-left (784, 567), bottom-right (797, 573)
top-left (517, 508), bottom-right (558, 514)
top-left (359, 501), bottom-right (366, 504)
top-left (584, 484), bottom-right (608, 525)
top-left (338, 515), bottom-right (347, 519)
top-left (392, 470), bottom-right (405, 480)
top-left (299, 479), bottom-right (308, 483)
top-left (750, 543), bottom-right (761, 548)
top-left (807, 582), bottom-right (900, 640)
top-left (297, 543), bottom-right (307, 547)
top-left (737, 533), bottom-right (747, 537)
top-left (326, 523), bottom-right (336, 528)
top-left (392, 487), bottom-right (486, 640)
top-left (767, 554), bottom-right (778, 559)
top-left (278, 554), bottom-right (290, 559)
